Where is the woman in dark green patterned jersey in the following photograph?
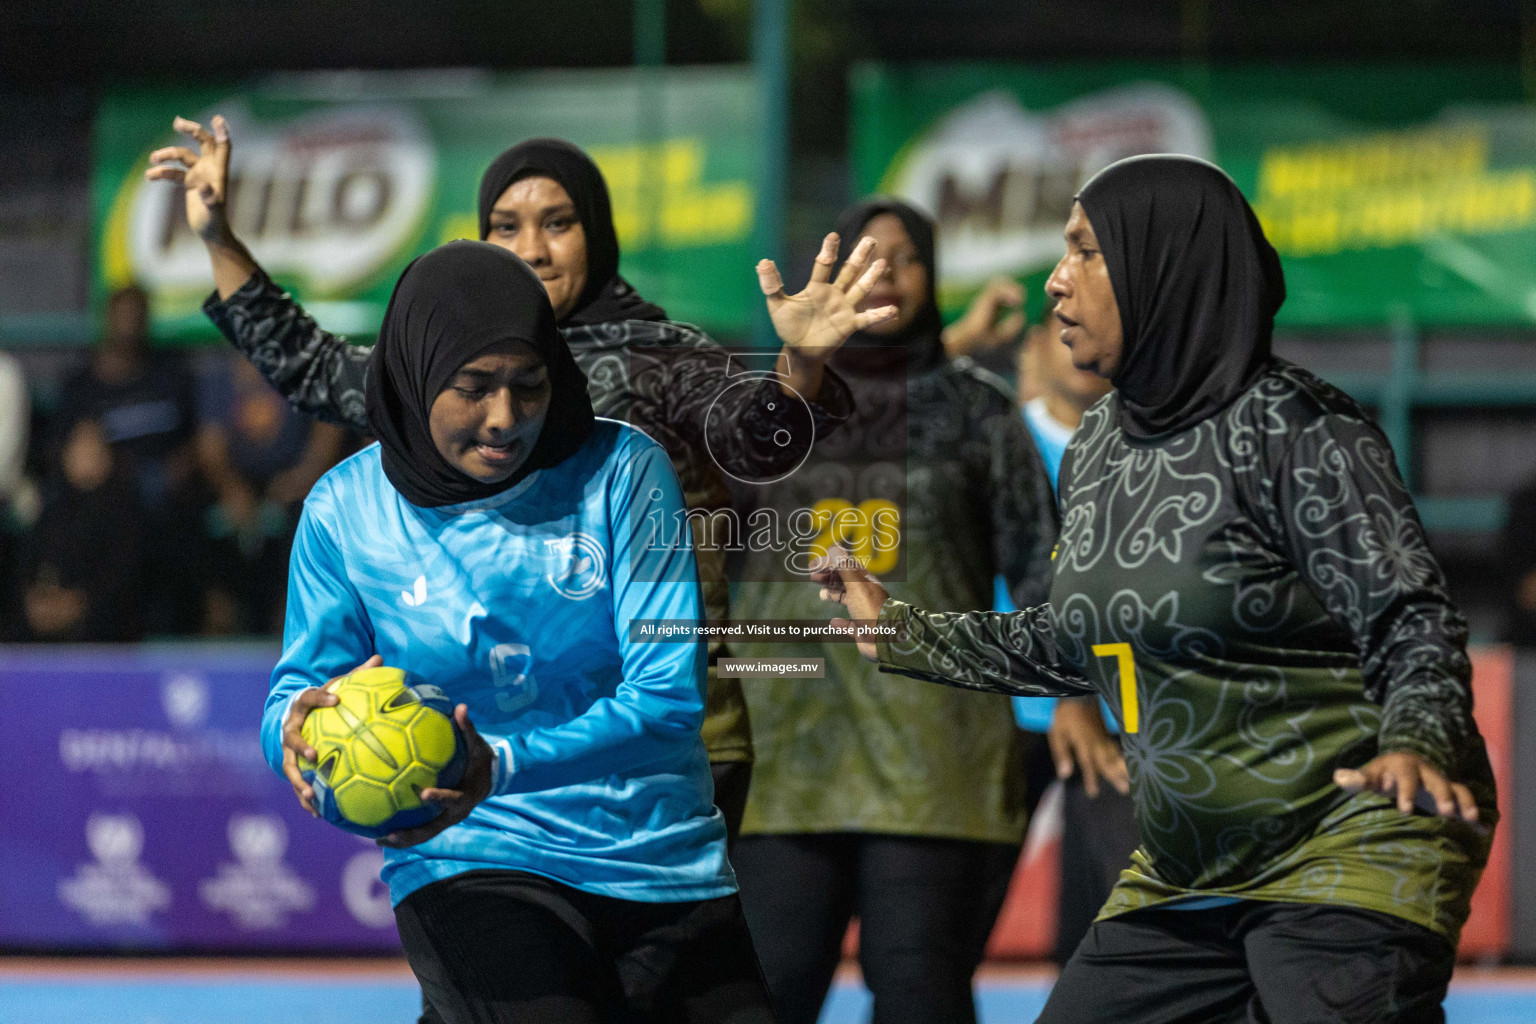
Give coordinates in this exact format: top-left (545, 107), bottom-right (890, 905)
top-left (731, 198), bottom-right (1058, 1024)
top-left (816, 155), bottom-right (1495, 1024)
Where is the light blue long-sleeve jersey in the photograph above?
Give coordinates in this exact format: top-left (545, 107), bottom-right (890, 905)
top-left (262, 419), bottom-right (734, 907)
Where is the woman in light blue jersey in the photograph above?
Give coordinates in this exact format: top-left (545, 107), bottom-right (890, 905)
top-left (261, 240), bottom-right (774, 1023)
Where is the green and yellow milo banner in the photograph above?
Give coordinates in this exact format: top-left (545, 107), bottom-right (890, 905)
top-left (852, 63), bottom-right (1536, 327)
top-left (96, 67), bottom-right (760, 342)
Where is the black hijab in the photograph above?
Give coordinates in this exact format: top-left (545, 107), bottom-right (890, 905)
top-left (832, 197), bottom-right (947, 377)
top-left (365, 241), bottom-right (594, 508)
top-left (477, 138), bottom-right (667, 327)
top-left (1076, 154), bottom-right (1285, 440)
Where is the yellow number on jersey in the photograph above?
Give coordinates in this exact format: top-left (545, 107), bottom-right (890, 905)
top-left (809, 497), bottom-right (902, 575)
top-left (1091, 642), bottom-right (1139, 734)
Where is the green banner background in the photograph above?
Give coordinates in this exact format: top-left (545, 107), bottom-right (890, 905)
top-left (95, 67), bottom-right (761, 343)
top-left (851, 63), bottom-right (1535, 328)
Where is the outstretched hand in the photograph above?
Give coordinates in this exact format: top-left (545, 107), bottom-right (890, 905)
top-left (810, 544), bottom-right (890, 661)
top-left (146, 115), bottom-right (233, 242)
top-left (377, 704), bottom-right (495, 849)
top-left (758, 233), bottom-right (897, 362)
top-left (1334, 751), bottom-right (1481, 826)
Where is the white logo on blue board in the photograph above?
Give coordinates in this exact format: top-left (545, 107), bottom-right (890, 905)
top-left (199, 814), bottom-right (315, 930)
top-left (162, 672), bottom-right (210, 729)
top-left (57, 813), bottom-right (171, 926)
top-left (544, 534), bottom-right (606, 600)
top-left (341, 846), bottom-right (395, 928)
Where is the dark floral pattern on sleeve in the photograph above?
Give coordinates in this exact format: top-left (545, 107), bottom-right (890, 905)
top-left (202, 280), bottom-right (854, 477)
top-left (203, 271), bottom-right (372, 432)
top-left (1258, 370), bottom-right (1476, 777)
top-left (877, 599), bottom-right (1096, 698)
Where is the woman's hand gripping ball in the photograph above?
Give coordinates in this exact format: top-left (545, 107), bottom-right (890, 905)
top-left (376, 704), bottom-right (495, 849)
top-left (280, 655), bottom-right (385, 816)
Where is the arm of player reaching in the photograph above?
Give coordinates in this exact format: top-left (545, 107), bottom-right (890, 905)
top-left (483, 438), bottom-right (708, 796)
top-left (147, 115), bottom-right (372, 433)
top-left (263, 502), bottom-right (374, 810)
top-left (1271, 413), bottom-right (1489, 824)
top-left (813, 546), bottom-right (1096, 698)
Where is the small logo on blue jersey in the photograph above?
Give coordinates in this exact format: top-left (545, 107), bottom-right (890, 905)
top-left (400, 576), bottom-right (427, 607)
top-left (544, 534), bottom-right (607, 600)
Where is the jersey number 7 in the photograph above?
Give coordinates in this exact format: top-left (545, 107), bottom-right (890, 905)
top-left (1091, 642), bottom-right (1139, 734)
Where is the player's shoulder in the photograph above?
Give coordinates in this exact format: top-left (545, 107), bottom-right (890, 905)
top-left (940, 356), bottom-right (1017, 413)
top-left (1226, 357), bottom-right (1375, 443)
top-left (305, 442), bottom-right (385, 512)
top-left (563, 317), bottom-right (717, 353)
top-left (584, 419), bottom-right (679, 508)
top-left (648, 319), bottom-right (716, 349)
top-left (294, 444), bottom-right (386, 546)
top-left (1065, 391), bottom-right (1120, 452)
top-left (587, 416), bottom-right (669, 467)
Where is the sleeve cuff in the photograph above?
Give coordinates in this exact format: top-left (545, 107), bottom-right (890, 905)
top-left (1375, 735), bottom-right (1457, 777)
top-left (202, 267), bottom-right (279, 345)
top-left (873, 597), bottom-right (910, 670)
top-left (487, 736), bottom-right (516, 795)
top-left (201, 267), bottom-right (272, 316)
top-left (806, 364), bottom-right (855, 425)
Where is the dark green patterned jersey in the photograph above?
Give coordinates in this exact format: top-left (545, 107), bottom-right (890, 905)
top-left (736, 356), bottom-right (1058, 842)
top-left (877, 360), bottom-right (1495, 942)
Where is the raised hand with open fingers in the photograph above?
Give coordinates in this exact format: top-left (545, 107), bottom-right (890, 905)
top-left (942, 275), bottom-right (1026, 357)
top-left (145, 114), bottom-right (233, 242)
top-left (758, 233), bottom-right (898, 362)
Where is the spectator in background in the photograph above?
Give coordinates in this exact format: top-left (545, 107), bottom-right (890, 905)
top-left (196, 354), bottom-right (347, 634)
top-left (53, 284), bottom-right (202, 633)
top-left (20, 418), bottom-right (145, 642)
top-left (1016, 301), bottom-right (1113, 486)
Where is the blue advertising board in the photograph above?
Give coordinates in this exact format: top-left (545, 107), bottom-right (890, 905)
top-left (0, 645), bottom-right (402, 951)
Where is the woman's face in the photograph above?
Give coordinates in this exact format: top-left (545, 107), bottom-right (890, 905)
top-left (856, 213), bottom-right (929, 336)
top-left (485, 176), bottom-right (589, 320)
top-left (1045, 202), bottom-right (1124, 378)
top-left (429, 341), bottom-right (551, 485)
